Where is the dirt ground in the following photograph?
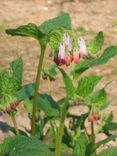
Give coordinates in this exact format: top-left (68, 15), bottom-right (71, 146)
top-left (0, 0), bottom-right (117, 146)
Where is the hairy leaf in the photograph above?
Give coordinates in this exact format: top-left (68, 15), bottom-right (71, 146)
top-left (0, 136), bottom-right (53, 156)
top-left (88, 31), bottom-right (104, 55)
top-left (77, 75), bottom-right (102, 98)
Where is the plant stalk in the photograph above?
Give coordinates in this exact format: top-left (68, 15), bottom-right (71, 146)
top-left (31, 45), bottom-right (46, 136)
top-left (55, 102), bottom-right (68, 156)
top-left (11, 115), bottom-right (19, 135)
top-left (91, 121), bottom-right (96, 155)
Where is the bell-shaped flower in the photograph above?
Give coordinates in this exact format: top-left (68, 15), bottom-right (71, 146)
top-left (73, 49), bottom-right (80, 64)
top-left (58, 43), bottom-right (66, 61)
top-left (63, 34), bottom-right (72, 51)
top-left (78, 37), bottom-right (88, 56)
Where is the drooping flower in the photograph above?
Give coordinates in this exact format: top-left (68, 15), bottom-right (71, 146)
top-left (54, 43), bottom-right (65, 66)
top-left (63, 34), bottom-right (72, 51)
top-left (73, 49), bottom-right (80, 64)
top-left (78, 37), bottom-right (88, 56)
top-left (58, 43), bottom-right (66, 61)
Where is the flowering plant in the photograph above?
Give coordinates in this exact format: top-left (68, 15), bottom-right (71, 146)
top-left (0, 13), bottom-right (117, 156)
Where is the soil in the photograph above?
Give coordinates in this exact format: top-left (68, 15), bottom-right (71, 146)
top-left (0, 0), bottom-right (117, 148)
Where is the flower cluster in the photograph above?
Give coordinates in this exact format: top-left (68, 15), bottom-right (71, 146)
top-left (88, 111), bottom-right (100, 123)
top-left (54, 34), bottom-right (88, 67)
top-left (0, 101), bottom-right (20, 116)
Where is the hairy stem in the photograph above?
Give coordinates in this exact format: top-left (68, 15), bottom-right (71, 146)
top-left (31, 46), bottom-right (46, 136)
top-left (55, 102), bottom-right (68, 156)
top-left (11, 115), bottom-right (19, 135)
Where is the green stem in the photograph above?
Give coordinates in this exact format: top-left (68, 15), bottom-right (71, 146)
top-left (91, 121), bottom-right (96, 155)
top-left (55, 102), bottom-right (68, 156)
top-left (11, 115), bottom-right (19, 135)
top-left (31, 45), bottom-right (46, 136)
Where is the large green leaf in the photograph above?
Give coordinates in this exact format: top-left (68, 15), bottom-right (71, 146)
top-left (6, 23), bottom-right (42, 40)
top-left (59, 68), bottom-right (75, 99)
top-left (77, 75), bottom-right (102, 98)
top-left (0, 136), bottom-right (53, 156)
top-left (88, 31), bottom-right (104, 56)
top-left (75, 46), bottom-right (117, 75)
top-left (97, 147), bottom-right (117, 156)
top-left (0, 58), bottom-right (23, 97)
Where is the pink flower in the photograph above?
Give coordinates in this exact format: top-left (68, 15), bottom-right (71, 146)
top-left (63, 34), bottom-right (72, 51)
top-left (73, 49), bottom-right (80, 64)
top-left (58, 43), bottom-right (65, 60)
top-left (78, 37), bottom-right (88, 56)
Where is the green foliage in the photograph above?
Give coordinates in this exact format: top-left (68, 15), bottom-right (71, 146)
top-left (39, 94), bottom-right (59, 118)
top-left (16, 83), bottom-right (35, 100)
top-left (86, 88), bottom-right (107, 109)
top-left (74, 46), bottom-right (117, 75)
top-left (6, 13), bottom-right (71, 47)
top-left (0, 58), bottom-right (23, 109)
top-left (96, 135), bottom-right (117, 148)
top-left (97, 147), bottom-right (117, 156)
top-left (76, 75), bottom-right (102, 98)
top-left (0, 136), bottom-right (53, 156)
top-left (59, 68), bottom-right (75, 99)
top-left (73, 133), bottom-right (88, 156)
top-left (88, 31), bottom-right (104, 56)
top-left (0, 58), bottom-right (23, 97)
top-left (42, 64), bottom-right (57, 80)
top-left (6, 23), bottom-right (42, 40)
top-left (39, 13), bottom-right (71, 34)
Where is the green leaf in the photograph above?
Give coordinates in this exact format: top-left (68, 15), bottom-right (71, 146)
top-left (75, 46), bottom-right (117, 75)
top-left (96, 135), bottom-right (117, 148)
top-left (39, 94), bottom-right (59, 118)
top-left (77, 75), bottom-right (102, 98)
top-left (0, 58), bottom-right (23, 97)
top-left (97, 147), bottom-right (117, 156)
top-left (6, 23), bottom-right (42, 40)
top-left (73, 133), bottom-right (88, 156)
top-left (59, 68), bottom-right (75, 99)
top-left (48, 27), bottom-right (64, 49)
top-left (88, 31), bottom-right (104, 56)
top-left (16, 83), bottom-right (35, 101)
top-left (89, 89), bottom-right (107, 109)
top-left (0, 136), bottom-right (53, 156)
top-left (39, 13), bottom-right (71, 34)
top-left (104, 122), bottom-right (117, 131)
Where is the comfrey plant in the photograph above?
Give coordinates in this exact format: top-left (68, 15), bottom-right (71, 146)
top-left (0, 13), bottom-right (117, 156)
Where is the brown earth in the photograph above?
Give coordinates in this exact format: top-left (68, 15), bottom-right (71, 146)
top-left (0, 0), bottom-right (117, 147)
